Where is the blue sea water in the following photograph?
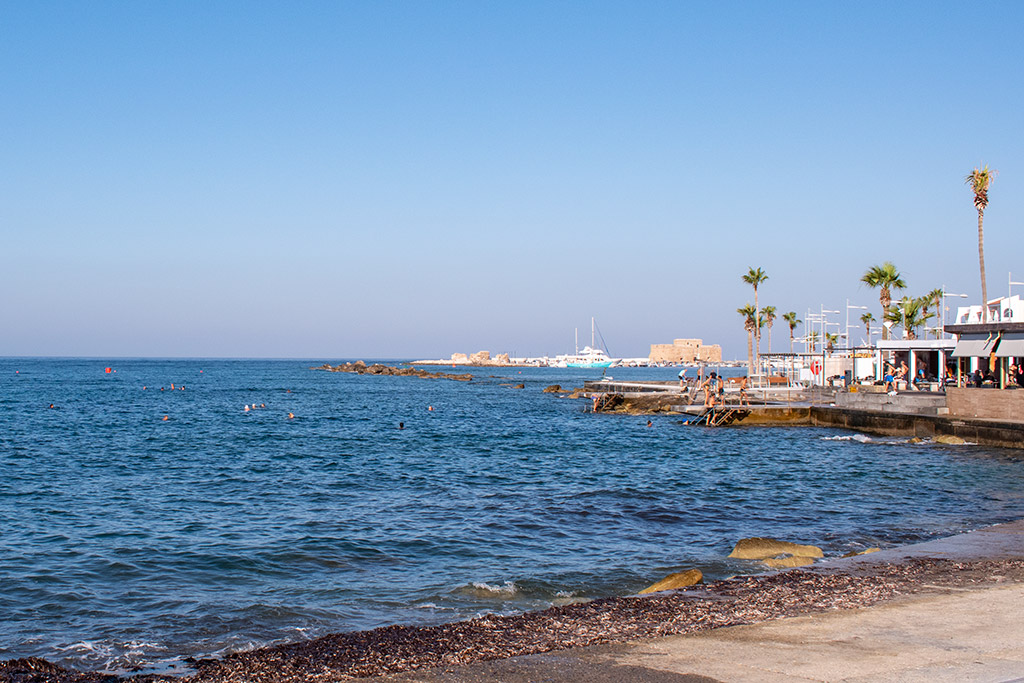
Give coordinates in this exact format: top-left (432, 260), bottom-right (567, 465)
top-left (3, 358), bottom-right (1024, 672)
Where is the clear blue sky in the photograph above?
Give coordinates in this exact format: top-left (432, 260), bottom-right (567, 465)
top-left (2, 2), bottom-right (1022, 359)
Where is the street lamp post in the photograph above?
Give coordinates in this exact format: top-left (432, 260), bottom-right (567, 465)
top-left (846, 301), bottom-right (868, 351)
top-left (1010, 273), bottom-right (1024, 298)
top-left (941, 286), bottom-right (969, 338)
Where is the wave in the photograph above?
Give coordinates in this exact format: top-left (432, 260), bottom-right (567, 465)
top-left (822, 434), bottom-right (873, 443)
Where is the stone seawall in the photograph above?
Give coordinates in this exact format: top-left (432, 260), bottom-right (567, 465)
top-left (808, 407), bottom-right (1024, 450)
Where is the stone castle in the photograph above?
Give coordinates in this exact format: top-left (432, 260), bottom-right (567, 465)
top-left (649, 338), bottom-right (722, 364)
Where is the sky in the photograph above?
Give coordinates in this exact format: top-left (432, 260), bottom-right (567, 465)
top-left (2, 2), bottom-right (1022, 359)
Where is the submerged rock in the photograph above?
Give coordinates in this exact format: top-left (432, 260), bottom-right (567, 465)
top-left (763, 555), bottom-right (816, 569)
top-left (513, 383), bottom-right (525, 389)
top-left (935, 434), bottom-right (966, 445)
top-left (729, 537), bottom-right (824, 560)
top-left (542, 385), bottom-right (562, 393)
top-left (842, 547), bottom-right (882, 558)
top-left (638, 569), bottom-right (703, 594)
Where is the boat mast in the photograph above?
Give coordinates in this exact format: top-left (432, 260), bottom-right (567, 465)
top-left (575, 327), bottom-right (578, 355)
top-left (591, 317), bottom-right (595, 350)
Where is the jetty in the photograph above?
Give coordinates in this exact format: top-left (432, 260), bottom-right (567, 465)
top-left (583, 379), bottom-right (1024, 450)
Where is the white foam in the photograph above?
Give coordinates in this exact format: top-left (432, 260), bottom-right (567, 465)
top-left (471, 580), bottom-right (518, 595)
top-left (822, 434), bottom-right (872, 443)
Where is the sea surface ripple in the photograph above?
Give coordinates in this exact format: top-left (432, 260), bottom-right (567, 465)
top-left (3, 358), bottom-right (1024, 672)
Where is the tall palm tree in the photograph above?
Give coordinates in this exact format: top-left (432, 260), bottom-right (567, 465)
top-left (783, 311), bottom-right (800, 354)
top-left (966, 166), bottom-right (996, 321)
top-left (861, 262), bottom-right (906, 339)
top-left (860, 311), bottom-right (875, 345)
top-left (737, 304), bottom-right (757, 374)
top-left (762, 306), bottom-right (776, 354)
top-left (741, 267), bottom-right (768, 370)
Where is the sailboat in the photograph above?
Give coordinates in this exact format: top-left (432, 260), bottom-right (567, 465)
top-left (553, 318), bottom-right (615, 368)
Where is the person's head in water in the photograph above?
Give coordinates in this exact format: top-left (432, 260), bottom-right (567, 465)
top-left (399, 422), bottom-right (404, 430)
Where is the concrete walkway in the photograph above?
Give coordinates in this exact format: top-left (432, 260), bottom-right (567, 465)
top-left (363, 523), bottom-right (1024, 682)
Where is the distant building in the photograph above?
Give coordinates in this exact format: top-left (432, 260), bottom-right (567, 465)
top-left (649, 338), bottom-right (722, 364)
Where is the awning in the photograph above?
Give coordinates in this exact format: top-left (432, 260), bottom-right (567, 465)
top-left (952, 333), bottom-right (999, 358)
top-left (995, 332), bottom-right (1024, 357)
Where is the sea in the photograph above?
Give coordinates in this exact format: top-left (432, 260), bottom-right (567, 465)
top-left (4, 358), bottom-right (1024, 674)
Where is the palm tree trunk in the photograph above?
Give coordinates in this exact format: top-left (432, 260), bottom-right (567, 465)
top-left (747, 330), bottom-right (754, 375)
top-left (754, 290), bottom-right (760, 374)
top-left (789, 330), bottom-right (794, 354)
top-left (979, 210), bottom-right (988, 322)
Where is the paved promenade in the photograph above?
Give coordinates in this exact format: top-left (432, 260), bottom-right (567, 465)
top-left (362, 522), bottom-right (1024, 683)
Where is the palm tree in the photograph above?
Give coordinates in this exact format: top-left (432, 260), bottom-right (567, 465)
top-left (742, 267), bottom-right (768, 370)
top-left (885, 296), bottom-right (933, 340)
top-left (783, 311), bottom-right (801, 354)
top-left (966, 166), bottom-right (996, 321)
top-left (762, 306), bottom-right (776, 354)
top-left (738, 304), bottom-right (757, 374)
top-left (922, 289), bottom-right (944, 338)
top-left (860, 312), bottom-right (875, 345)
top-left (807, 330), bottom-right (820, 353)
top-left (861, 262), bottom-right (907, 339)
top-left (825, 333), bottom-right (839, 354)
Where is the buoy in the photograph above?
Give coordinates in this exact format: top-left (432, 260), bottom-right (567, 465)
top-left (105, 367), bottom-right (112, 374)
top-left (162, 415), bottom-right (169, 421)
top-left (288, 412), bottom-right (294, 419)
top-left (244, 405), bottom-right (250, 412)
top-left (428, 405), bottom-right (433, 411)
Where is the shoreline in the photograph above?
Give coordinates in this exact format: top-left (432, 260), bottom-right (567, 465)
top-left (6, 521), bottom-right (1024, 683)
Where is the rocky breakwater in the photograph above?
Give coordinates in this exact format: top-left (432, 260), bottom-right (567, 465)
top-left (592, 393), bottom-right (680, 415)
top-left (314, 361), bottom-right (474, 382)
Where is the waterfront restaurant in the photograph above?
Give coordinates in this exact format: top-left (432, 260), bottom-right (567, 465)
top-left (871, 339), bottom-right (956, 389)
top-left (946, 295), bottom-right (1024, 389)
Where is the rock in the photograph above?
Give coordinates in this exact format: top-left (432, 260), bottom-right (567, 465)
top-left (469, 350), bottom-right (491, 364)
top-left (494, 353), bottom-right (510, 364)
top-left (728, 537), bottom-right (824, 560)
top-left (908, 437), bottom-right (924, 444)
top-left (935, 434), bottom-right (966, 445)
top-left (514, 383), bottom-right (525, 389)
top-left (450, 353), bottom-right (469, 364)
top-left (638, 569), bottom-right (703, 594)
top-left (763, 555), bottom-right (816, 569)
top-left (543, 385), bottom-right (562, 393)
top-left (841, 547), bottom-right (881, 558)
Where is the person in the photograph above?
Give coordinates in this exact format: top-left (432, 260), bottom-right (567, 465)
top-left (1009, 363), bottom-right (1018, 389)
top-left (739, 375), bottom-right (749, 406)
top-left (592, 394), bottom-right (600, 412)
top-left (702, 373), bottom-right (718, 407)
top-left (399, 422), bottom-right (404, 429)
top-left (972, 369), bottom-right (983, 388)
top-left (914, 368), bottom-right (926, 388)
top-left (646, 420), bottom-right (653, 428)
top-left (678, 367), bottom-right (687, 388)
top-left (883, 362), bottom-right (896, 393)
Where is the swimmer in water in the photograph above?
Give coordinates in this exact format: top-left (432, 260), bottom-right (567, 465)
top-left (244, 405), bottom-right (250, 412)
top-left (647, 420), bottom-right (653, 427)
top-left (399, 422), bottom-right (404, 429)
top-left (288, 412), bottom-right (295, 419)
top-left (162, 415), bottom-right (169, 421)
top-left (428, 406), bottom-right (433, 411)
